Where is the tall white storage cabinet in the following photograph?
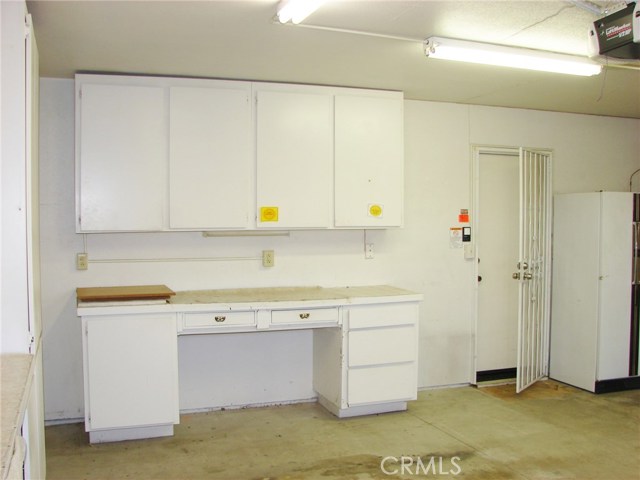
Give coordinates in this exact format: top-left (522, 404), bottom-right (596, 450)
top-left (550, 192), bottom-right (640, 393)
top-left (1, 1), bottom-right (47, 478)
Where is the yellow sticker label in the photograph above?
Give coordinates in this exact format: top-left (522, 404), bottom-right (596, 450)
top-left (260, 206), bottom-right (279, 222)
top-left (368, 204), bottom-right (383, 218)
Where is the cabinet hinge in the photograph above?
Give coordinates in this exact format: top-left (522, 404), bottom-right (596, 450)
top-left (24, 14), bottom-right (32, 38)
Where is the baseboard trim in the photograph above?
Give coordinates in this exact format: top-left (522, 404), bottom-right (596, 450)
top-left (476, 368), bottom-right (517, 383)
top-left (594, 376), bottom-right (640, 394)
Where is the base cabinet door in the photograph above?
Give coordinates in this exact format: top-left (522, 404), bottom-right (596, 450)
top-left (84, 314), bottom-right (179, 431)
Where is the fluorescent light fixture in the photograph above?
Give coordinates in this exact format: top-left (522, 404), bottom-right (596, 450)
top-left (277, 0), bottom-right (324, 24)
top-left (424, 36), bottom-right (602, 76)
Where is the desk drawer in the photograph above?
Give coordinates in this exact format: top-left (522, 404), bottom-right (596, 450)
top-left (348, 363), bottom-right (417, 406)
top-left (348, 325), bottom-right (415, 367)
top-left (183, 311), bottom-right (255, 330)
top-left (271, 307), bottom-right (339, 326)
top-left (348, 303), bottom-right (418, 330)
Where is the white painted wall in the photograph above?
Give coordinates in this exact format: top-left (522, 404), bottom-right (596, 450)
top-left (39, 78), bottom-right (640, 422)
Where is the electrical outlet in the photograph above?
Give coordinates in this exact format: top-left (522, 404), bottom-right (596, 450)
top-left (365, 243), bottom-right (374, 259)
top-left (76, 253), bottom-right (88, 270)
top-left (262, 250), bottom-right (275, 268)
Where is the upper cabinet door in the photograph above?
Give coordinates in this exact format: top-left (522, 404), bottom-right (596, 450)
top-left (169, 85), bottom-right (252, 229)
top-left (334, 95), bottom-right (404, 228)
top-left (77, 83), bottom-right (167, 232)
top-left (256, 90), bottom-right (333, 229)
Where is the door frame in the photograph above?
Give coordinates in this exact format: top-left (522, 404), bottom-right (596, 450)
top-left (470, 145), bottom-right (553, 387)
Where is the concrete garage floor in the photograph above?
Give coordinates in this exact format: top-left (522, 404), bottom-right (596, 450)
top-left (45, 380), bottom-right (639, 480)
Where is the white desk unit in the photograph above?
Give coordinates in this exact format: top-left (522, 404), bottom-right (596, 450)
top-left (77, 285), bottom-right (422, 443)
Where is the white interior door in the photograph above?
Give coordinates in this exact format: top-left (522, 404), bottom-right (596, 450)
top-left (476, 153), bottom-right (519, 373)
top-left (514, 148), bottom-right (552, 392)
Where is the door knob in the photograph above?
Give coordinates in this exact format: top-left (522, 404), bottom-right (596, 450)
top-left (478, 275), bottom-right (482, 282)
top-left (523, 272), bottom-right (533, 280)
top-left (512, 272), bottom-right (520, 280)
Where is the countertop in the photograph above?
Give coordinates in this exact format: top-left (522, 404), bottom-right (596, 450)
top-left (1, 354), bottom-right (34, 480)
top-left (171, 285), bottom-right (419, 304)
top-left (77, 285), bottom-right (423, 315)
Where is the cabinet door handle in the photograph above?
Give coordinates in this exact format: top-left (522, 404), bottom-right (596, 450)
top-left (299, 313), bottom-right (310, 319)
top-left (214, 316), bottom-right (226, 323)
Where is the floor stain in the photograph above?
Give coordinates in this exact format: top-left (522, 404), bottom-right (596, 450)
top-left (479, 380), bottom-right (575, 401)
top-left (257, 454), bottom-right (397, 480)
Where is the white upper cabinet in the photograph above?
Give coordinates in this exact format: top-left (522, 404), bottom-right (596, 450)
top-left (334, 95), bottom-right (404, 228)
top-left (77, 82), bottom-right (167, 232)
top-left (76, 75), bottom-right (404, 232)
top-left (256, 89), bottom-right (333, 229)
top-left (169, 85), bottom-right (252, 229)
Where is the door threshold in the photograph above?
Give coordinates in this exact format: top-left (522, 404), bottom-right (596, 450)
top-left (476, 368), bottom-right (517, 386)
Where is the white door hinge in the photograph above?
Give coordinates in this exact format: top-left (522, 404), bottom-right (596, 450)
top-left (25, 14), bottom-right (33, 37)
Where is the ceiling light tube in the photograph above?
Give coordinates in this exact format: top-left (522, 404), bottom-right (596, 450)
top-left (424, 36), bottom-right (602, 76)
top-left (277, 0), bottom-right (324, 24)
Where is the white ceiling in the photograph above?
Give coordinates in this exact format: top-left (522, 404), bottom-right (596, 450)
top-left (27, 0), bottom-right (640, 118)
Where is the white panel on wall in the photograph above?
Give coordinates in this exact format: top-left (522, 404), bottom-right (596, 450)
top-left (178, 331), bottom-right (315, 411)
top-left (469, 106), bottom-right (640, 193)
top-left (403, 100), bottom-right (475, 388)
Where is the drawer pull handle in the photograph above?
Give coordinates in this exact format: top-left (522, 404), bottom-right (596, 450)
top-left (299, 313), bottom-right (310, 319)
top-left (214, 316), bottom-right (226, 323)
